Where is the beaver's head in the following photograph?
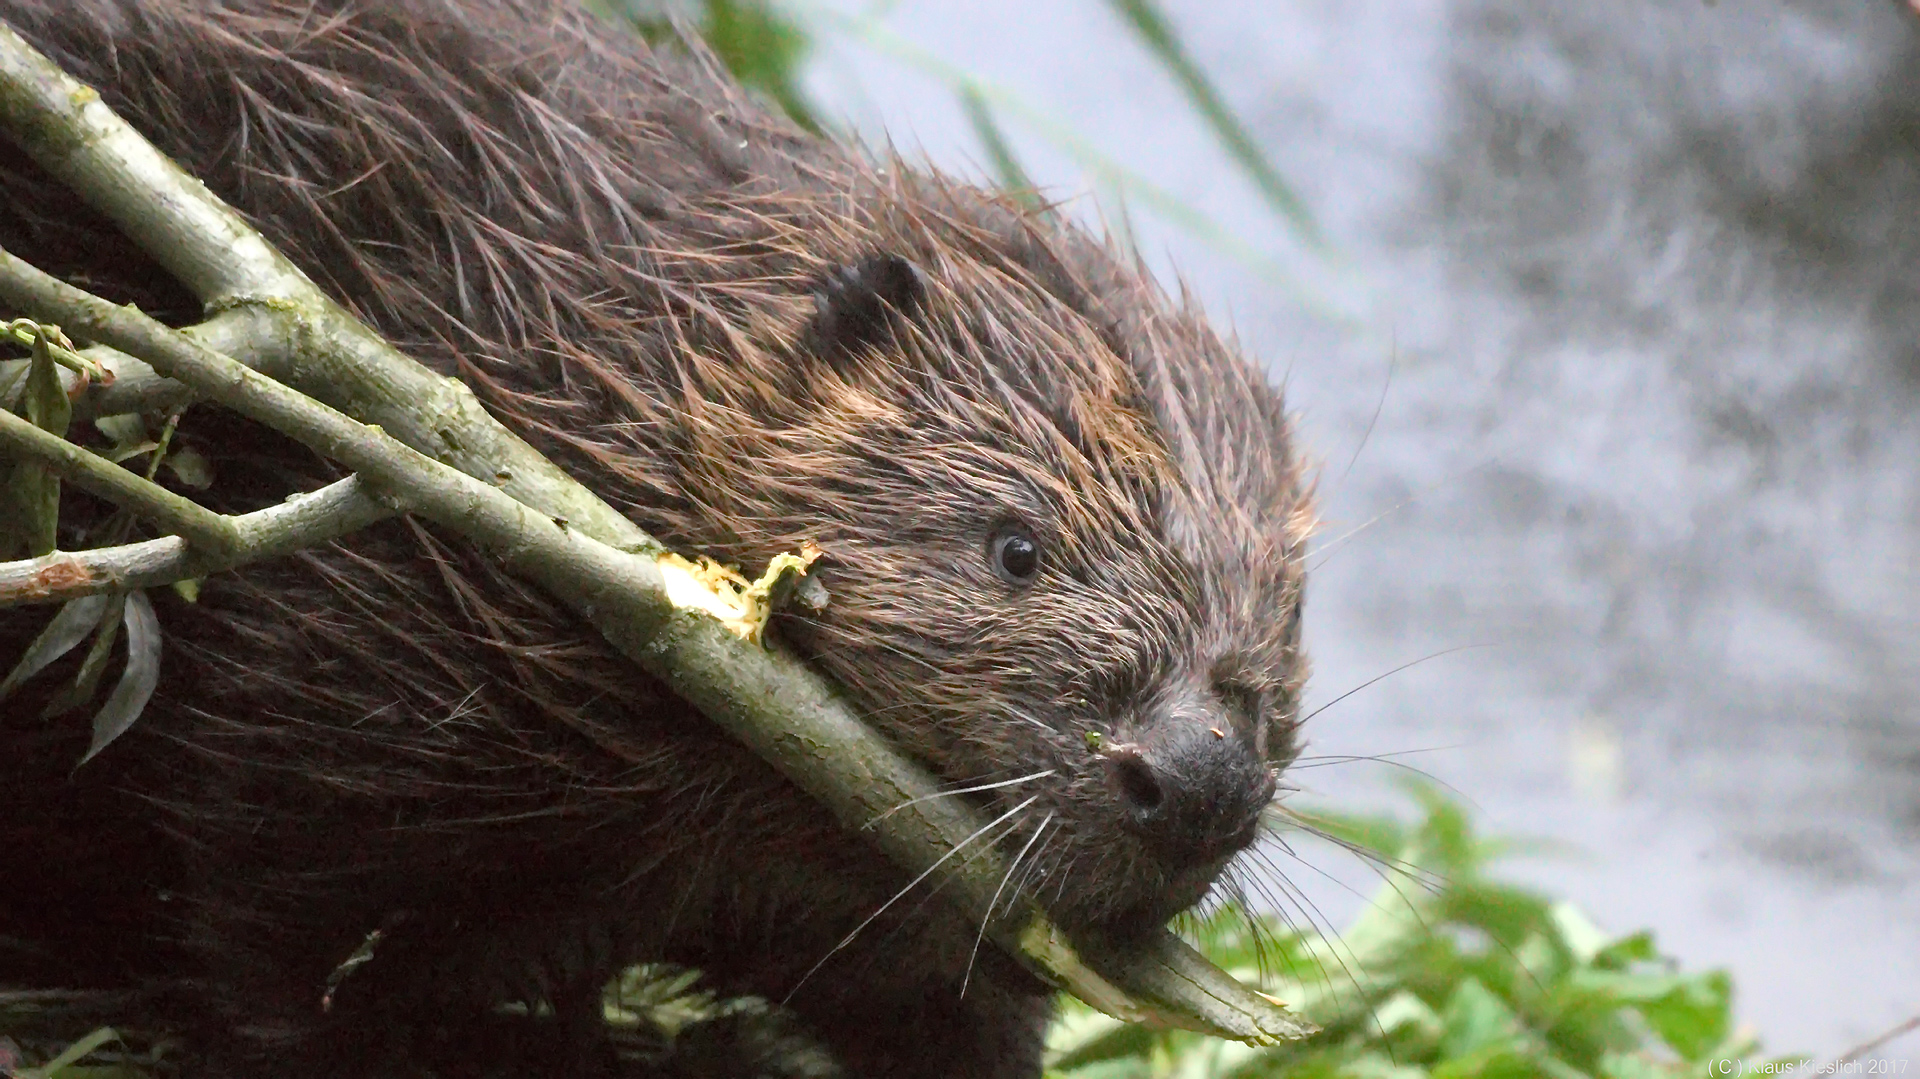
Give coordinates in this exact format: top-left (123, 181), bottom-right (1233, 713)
top-left (623, 176), bottom-right (1312, 936)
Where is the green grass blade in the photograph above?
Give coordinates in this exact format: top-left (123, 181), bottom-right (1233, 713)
top-left (1102, 0), bottom-right (1319, 245)
top-left (15, 1027), bottom-right (119, 1079)
top-left (790, 2), bottom-right (1355, 321)
top-left (958, 85), bottom-right (1041, 209)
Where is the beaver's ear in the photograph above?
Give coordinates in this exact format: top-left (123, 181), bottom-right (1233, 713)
top-left (806, 253), bottom-right (929, 359)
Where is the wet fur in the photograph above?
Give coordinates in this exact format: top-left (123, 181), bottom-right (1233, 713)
top-left (0, 2), bottom-right (1312, 1076)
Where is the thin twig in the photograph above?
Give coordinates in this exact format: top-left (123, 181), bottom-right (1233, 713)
top-left (0, 475), bottom-right (391, 605)
top-left (1831, 1013), bottom-right (1920, 1066)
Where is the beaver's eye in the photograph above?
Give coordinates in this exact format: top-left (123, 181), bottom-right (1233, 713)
top-left (1216, 682), bottom-right (1261, 729)
top-left (988, 526), bottom-right (1041, 585)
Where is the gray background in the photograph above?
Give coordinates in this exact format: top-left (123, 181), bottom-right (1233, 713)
top-left (797, 0), bottom-right (1920, 1057)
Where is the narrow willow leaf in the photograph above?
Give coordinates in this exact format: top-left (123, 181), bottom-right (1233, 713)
top-left (958, 86), bottom-right (1041, 207)
top-left (11, 327), bottom-right (73, 556)
top-left (42, 590), bottom-right (129, 718)
top-left (21, 326), bottom-right (72, 435)
top-left (13, 1026), bottom-right (120, 1079)
top-left (79, 590), bottom-right (161, 766)
top-left (798, 4), bottom-right (1344, 313)
top-left (0, 593), bottom-right (110, 701)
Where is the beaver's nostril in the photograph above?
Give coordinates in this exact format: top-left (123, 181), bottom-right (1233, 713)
top-left (1107, 722), bottom-right (1274, 859)
top-left (1110, 749), bottom-right (1164, 815)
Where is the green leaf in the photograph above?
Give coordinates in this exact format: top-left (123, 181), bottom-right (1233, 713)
top-left (21, 324), bottom-right (73, 437)
top-left (1549, 903), bottom-right (1612, 966)
top-left (1324, 873), bottom-right (1427, 970)
top-left (1374, 989), bottom-right (1446, 1060)
top-left (1431, 1047), bottom-right (1556, 1079)
top-left (1597, 1050), bottom-right (1684, 1079)
top-left (99, 440), bottom-right (159, 464)
top-left (92, 413), bottom-right (147, 446)
top-left (1444, 880), bottom-right (1555, 948)
top-left (1033, 787), bottom-right (1744, 1079)
top-left (1440, 978), bottom-right (1525, 1060)
top-left (1589, 931), bottom-right (1658, 971)
top-left (15, 1027), bottom-right (120, 1079)
top-left (1046, 1006), bottom-right (1156, 1071)
top-left (1335, 1051), bottom-right (1435, 1079)
top-left (41, 590), bottom-right (129, 718)
top-left (1410, 791), bottom-right (1479, 876)
top-left (78, 590), bottom-right (162, 767)
top-left (1629, 971), bottom-right (1731, 1062)
top-left (1564, 965), bottom-right (1733, 1061)
top-left (8, 326), bottom-right (74, 556)
top-left (94, 413), bottom-right (159, 464)
top-left (162, 444), bottom-right (213, 488)
top-left (703, 0), bottom-right (821, 132)
top-left (1511, 930), bottom-right (1566, 989)
top-left (0, 594), bottom-right (111, 701)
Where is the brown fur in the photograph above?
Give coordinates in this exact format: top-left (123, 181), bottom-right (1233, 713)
top-left (0, 2), bottom-right (1313, 1076)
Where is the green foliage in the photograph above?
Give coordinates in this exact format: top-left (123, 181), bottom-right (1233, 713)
top-left (0, 794), bottom-right (1763, 1079)
top-left (1043, 788), bottom-right (1758, 1079)
top-left (601, 0), bottom-right (823, 132)
top-left (2, 320), bottom-right (75, 558)
top-left (698, 0), bottom-right (821, 131)
top-left (0, 994), bottom-right (173, 1079)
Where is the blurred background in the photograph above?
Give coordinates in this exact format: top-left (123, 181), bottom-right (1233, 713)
top-left (629, 0), bottom-right (1920, 1059)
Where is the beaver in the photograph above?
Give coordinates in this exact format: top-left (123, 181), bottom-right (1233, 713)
top-left (0, 1), bottom-right (1313, 1076)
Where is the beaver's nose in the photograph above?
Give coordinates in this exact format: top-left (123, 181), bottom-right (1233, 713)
top-left (1104, 715), bottom-right (1275, 859)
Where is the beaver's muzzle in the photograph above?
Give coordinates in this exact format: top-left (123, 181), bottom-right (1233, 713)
top-left (1102, 699), bottom-right (1276, 864)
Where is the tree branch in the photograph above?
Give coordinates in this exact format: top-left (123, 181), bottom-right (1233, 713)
top-left (0, 24), bottom-right (648, 552)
